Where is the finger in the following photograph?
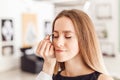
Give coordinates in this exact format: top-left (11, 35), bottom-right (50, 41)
top-left (36, 40), bottom-right (43, 56)
top-left (38, 40), bottom-right (49, 58)
top-left (45, 35), bottom-right (50, 40)
top-left (49, 45), bottom-right (55, 58)
top-left (43, 42), bottom-right (51, 58)
top-left (36, 41), bottom-right (42, 54)
top-left (36, 40), bottom-right (46, 57)
top-left (37, 36), bottom-right (50, 53)
top-left (36, 35), bottom-right (50, 57)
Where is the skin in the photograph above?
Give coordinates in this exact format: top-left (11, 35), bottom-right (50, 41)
top-left (53, 16), bottom-right (94, 76)
top-left (53, 17), bottom-right (79, 62)
top-left (36, 16), bottom-right (114, 80)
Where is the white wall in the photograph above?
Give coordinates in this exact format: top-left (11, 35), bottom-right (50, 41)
top-left (93, 0), bottom-right (119, 54)
top-left (0, 0), bottom-right (55, 72)
top-left (93, 0), bottom-right (120, 78)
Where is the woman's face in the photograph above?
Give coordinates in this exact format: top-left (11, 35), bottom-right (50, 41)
top-left (53, 16), bottom-right (79, 62)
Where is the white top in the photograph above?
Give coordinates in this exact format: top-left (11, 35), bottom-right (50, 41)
top-left (36, 71), bottom-right (53, 80)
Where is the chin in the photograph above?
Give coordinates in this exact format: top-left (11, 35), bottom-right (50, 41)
top-left (56, 58), bottom-right (69, 62)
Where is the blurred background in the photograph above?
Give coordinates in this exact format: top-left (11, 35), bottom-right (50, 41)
top-left (0, 0), bottom-right (120, 80)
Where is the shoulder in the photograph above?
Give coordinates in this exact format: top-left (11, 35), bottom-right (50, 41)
top-left (98, 74), bottom-right (114, 80)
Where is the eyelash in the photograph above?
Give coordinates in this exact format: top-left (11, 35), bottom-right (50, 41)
top-left (65, 37), bottom-right (71, 39)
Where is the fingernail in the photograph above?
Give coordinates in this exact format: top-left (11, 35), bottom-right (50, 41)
top-left (45, 34), bottom-right (50, 39)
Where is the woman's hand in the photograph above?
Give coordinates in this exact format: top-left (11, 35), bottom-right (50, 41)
top-left (36, 35), bottom-right (56, 75)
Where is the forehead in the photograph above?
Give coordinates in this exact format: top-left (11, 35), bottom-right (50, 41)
top-left (54, 17), bottom-right (75, 32)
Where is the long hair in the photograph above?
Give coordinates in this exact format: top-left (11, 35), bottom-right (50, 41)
top-left (52, 9), bottom-right (107, 74)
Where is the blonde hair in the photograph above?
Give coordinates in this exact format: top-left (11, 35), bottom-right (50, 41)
top-left (52, 9), bottom-right (107, 74)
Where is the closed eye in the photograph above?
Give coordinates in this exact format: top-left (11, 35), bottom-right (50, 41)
top-left (53, 36), bottom-right (71, 39)
top-left (52, 34), bottom-right (59, 38)
top-left (52, 34), bottom-right (72, 39)
top-left (65, 36), bottom-right (71, 39)
top-left (53, 36), bottom-right (59, 38)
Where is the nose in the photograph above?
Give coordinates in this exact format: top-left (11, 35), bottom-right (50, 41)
top-left (54, 36), bottom-right (64, 47)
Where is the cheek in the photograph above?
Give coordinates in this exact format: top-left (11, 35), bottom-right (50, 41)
top-left (68, 40), bottom-right (79, 53)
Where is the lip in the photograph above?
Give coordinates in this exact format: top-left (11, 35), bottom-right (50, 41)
top-left (55, 49), bottom-right (65, 53)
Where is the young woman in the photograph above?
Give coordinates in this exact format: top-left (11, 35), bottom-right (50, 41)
top-left (36, 9), bottom-right (113, 80)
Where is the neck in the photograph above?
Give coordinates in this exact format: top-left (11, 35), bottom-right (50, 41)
top-left (61, 54), bottom-right (94, 77)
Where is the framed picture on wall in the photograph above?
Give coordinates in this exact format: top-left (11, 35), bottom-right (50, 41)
top-left (22, 13), bottom-right (38, 48)
top-left (2, 45), bottom-right (14, 56)
top-left (101, 42), bottom-right (115, 57)
top-left (95, 4), bottom-right (112, 19)
top-left (95, 23), bottom-right (108, 39)
top-left (1, 19), bottom-right (14, 42)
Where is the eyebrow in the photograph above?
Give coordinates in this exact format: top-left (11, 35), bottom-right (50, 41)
top-left (53, 30), bottom-right (74, 34)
